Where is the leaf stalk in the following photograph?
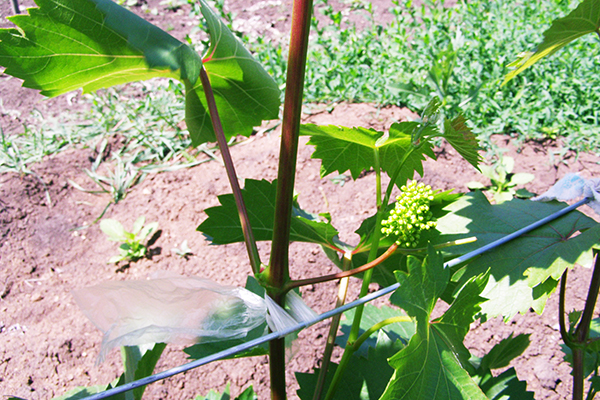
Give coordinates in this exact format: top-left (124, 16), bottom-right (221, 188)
top-left (199, 66), bottom-right (262, 275)
top-left (283, 244), bottom-right (398, 292)
top-left (352, 316), bottom-right (412, 352)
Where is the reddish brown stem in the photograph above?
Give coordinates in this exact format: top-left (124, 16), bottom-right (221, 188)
top-left (267, 0), bottom-right (313, 398)
top-left (283, 243), bottom-right (399, 293)
top-left (199, 66), bottom-right (262, 275)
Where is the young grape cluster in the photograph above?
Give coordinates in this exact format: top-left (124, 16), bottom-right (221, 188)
top-left (381, 181), bottom-right (437, 247)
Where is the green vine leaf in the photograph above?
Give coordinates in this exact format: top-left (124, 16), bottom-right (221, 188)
top-left (0, 0), bottom-right (199, 96)
top-left (186, 0), bottom-right (281, 145)
top-left (382, 246), bottom-right (490, 400)
top-left (436, 192), bottom-right (600, 319)
top-left (379, 122), bottom-right (437, 187)
top-left (503, 0), bottom-right (600, 84)
top-left (0, 0), bottom-right (280, 146)
top-left (197, 179), bottom-right (340, 250)
top-left (301, 124), bottom-right (383, 180)
top-left (301, 122), bottom-right (436, 187)
top-left (444, 115), bottom-right (481, 170)
top-left (470, 334), bottom-right (533, 399)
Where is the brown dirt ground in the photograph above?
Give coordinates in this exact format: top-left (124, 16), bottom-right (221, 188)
top-left (2, 0), bottom-right (600, 399)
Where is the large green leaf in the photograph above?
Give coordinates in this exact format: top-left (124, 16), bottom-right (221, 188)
top-left (301, 105), bottom-right (479, 189)
top-left (503, 0), bottom-right (600, 83)
top-left (296, 338), bottom-right (405, 400)
top-left (197, 179), bottom-right (340, 249)
top-left (301, 124), bottom-right (383, 180)
top-left (436, 192), bottom-right (600, 319)
top-left (301, 122), bottom-right (436, 188)
top-left (186, 1), bottom-right (281, 145)
top-left (0, 0), bottom-right (198, 96)
top-left (0, 0), bottom-right (279, 146)
top-left (382, 247), bottom-right (490, 400)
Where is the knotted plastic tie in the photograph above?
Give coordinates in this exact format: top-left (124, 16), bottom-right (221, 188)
top-left (72, 275), bottom-right (317, 362)
top-left (532, 173), bottom-right (600, 214)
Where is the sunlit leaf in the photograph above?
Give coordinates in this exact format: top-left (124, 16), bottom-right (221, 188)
top-left (503, 0), bottom-right (600, 83)
top-left (435, 192), bottom-right (600, 319)
top-left (186, 0), bottom-right (281, 145)
top-left (0, 0), bottom-right (279, 146)
top-left (0, 0), bottom-right (197, 96)
top-left (301, 124), bottom-right (383, 180)
top-left (301, 121), bottom-right (436, 188)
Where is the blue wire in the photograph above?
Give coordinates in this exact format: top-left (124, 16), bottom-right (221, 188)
top-left (82, 197), bottom-right (591, 400)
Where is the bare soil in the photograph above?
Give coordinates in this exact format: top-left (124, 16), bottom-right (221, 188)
top-left (1, 1), bottom-right (600, 399)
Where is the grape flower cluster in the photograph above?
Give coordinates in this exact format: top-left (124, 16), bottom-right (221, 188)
top-left (381, 181), bottom-right (437, 247)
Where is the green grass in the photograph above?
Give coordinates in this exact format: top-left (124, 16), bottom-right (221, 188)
top-left (0, 79), bottom-right (216, 209)
top-left (249, 0), bottom-right (600, 156)
top-left (1, 0), bottom-right (598, 179)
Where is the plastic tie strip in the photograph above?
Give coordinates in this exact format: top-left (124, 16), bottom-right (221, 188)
top-left (532, 173), bottom-right (600, 215)
top-left (73, 275), bottom-right (317, 363)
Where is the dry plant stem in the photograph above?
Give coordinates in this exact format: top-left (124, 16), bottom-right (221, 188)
top-left (284, 243), bottom-right (398, 292)
top-left (268, 0), bottom-right (313, 397)
top-left (199, 66), bottom-right (262, 275)
top-left (313, 273), bottom-right (350, 400)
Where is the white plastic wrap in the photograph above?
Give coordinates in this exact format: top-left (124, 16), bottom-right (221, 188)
top-left (73, 275), bottom-right (317, 362)
top-left (532, 173), bottom-right (600, 214)
top-left (73, 276), bottom-right (268, 362)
